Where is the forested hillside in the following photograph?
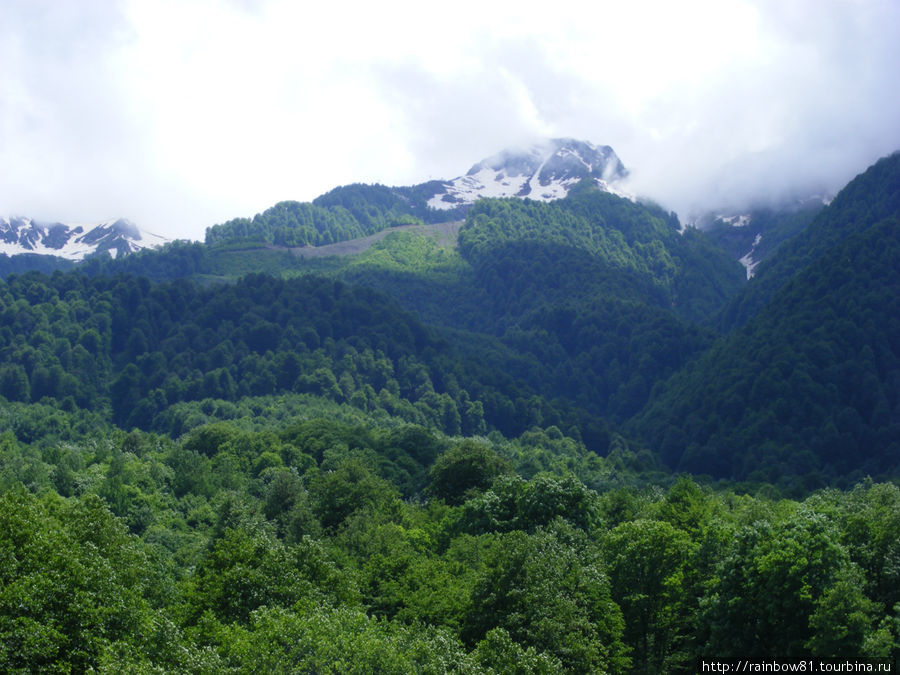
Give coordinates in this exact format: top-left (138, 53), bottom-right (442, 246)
top-left (634, 153), bottom-right (900, 483)
top-left (721, 152), bottom-right (900, 328)
top-left (2, 154), bottom-right (899, 671)
top-left (204, 182), bottom-right (466, 248)
top-left (71, 185), bottom-right (746, 435)
top-left (634, 214), bottom-right (900, 481)
top-left (0, 251), bottom-right (77, 278)
top-left (0, 272), bottom-right (494, 436)
top-left (702, 202), bottom-right (823, 278)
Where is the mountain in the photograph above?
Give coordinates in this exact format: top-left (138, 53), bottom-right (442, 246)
top-left (0, 216), bottom-right (169, 262)
top-left (0, 139), bottom-right (638, 276)
top-left (719, 152), bottom-right (900, 329)
top-left (426, 138), bottom-right (629, 210)
top-left (695, 198), bottom-right (825, 279)
top-left (266, 188), bottom-right (744, 438)
top-left (632, 152), bottom-right (900, 482)
top-left (185, 150), bottom-right (900, 482)
top-left (21, 174), bottom-right (746, 447)
top-left (5, 144), bottom-right (896, 482)
top-left (204, 139), bottom-right (631, 250)
top-left (3, 146), bottom-right (900, 671)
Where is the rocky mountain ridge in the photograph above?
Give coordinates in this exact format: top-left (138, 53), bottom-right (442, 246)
top-left (425, 138), bottom-right (630, 210)
top-left (0, 216), bottom-right (169, 261)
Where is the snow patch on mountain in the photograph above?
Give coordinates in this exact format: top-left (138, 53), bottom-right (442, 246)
top-left (0, 216), bottom-right (169, 261)
top-left (739, 233), bottom-right (763, 279)
top-left (427, 138), bottom-right (630, 210)
top-left (719, 214), bottom-right (752, 227)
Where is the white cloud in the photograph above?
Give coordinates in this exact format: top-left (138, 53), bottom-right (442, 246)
top-left (1, 0), bottom-right (898, 239)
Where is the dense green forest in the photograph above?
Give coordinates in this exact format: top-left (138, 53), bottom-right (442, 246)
top-left (3, 417), bottom-right (899, 671)
top-left (633, 214), bottom-right (900, 481)
top-left (204, 182), bottom-right (467, 248)
top-left (720, 152), bottom-right (900, 329)
top-left (634, 153), bottom-right (900, 482)
top-left (2, 154), bottom-right (899, 671)
top-left (65, 187), bottom-right (748, 439)
top-left (0, 252), bottom-right (76, 278)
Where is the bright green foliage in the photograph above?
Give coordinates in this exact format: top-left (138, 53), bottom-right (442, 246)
top-left (459, 193), bottom-right (678, 280)
top-left (463, 525), bottom-right (630, 673)
top-left (184, 524), bottom-right (356, 624)
top-left (472, 628), bottom-right (563, 673)
top-left (657, 476), bottom-right (718, 534)
top-left (205, 182), bottom-right (437, 249)
top-left (0, 489), bottom-right (154, 672)
top-left (0, 271), bottom-right (500, 439)
top-left (806, 568), bottom-right (882, 658)
top-left (185, 526), bottom-right (308, 623)
top-left (1, 416), bottom-right (899, 670)
top-left (459, 472), bottom-right (602, 533)
top-left (308, 456), bottom-right (400, 531)
top-left (198, 602), bottom-right (486, 674)
top-left (52, 183), bottom-right (745, 443)
top-left (458, 190), bottom-right (743, 323)
top-left (335, 515), bottom-right (472, 630)
top-left (261, 466), bottom-right (321, 540)
top-left (206, 201), bottom-right (367, 247)
top-left (838, 481), bottom-right (900, 609)
top-left (603, 519), bottom-right (696, 672)
top-left (312, 182), bottom-right (458, 225)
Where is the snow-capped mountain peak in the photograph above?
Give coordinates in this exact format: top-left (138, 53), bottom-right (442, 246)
top-left (427, 138), bottom-right (630, 210)
top-left (0, 216), bottom-right (169, 261)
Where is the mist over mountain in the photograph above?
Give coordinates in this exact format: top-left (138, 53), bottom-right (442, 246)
top-left (4, 137), bottom-right (885, 291)
top-left (3, 137), bottom-right (890, 266)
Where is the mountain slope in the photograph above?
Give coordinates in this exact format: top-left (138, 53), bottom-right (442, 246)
top-left (316, 188), bottom-right (745, 433)
top-left (719, 152), bottom-right (900, 328)
top-left (83, 179), bottom-right (748, 437)
top-left (631, 156), bottom-right (900, 482)
top-left (203, 139), bottom-right (632, 251)
top-left (457, 189), bottom-right (744, 324)
top-left (699, 201), bottom-right (824, 279)
top-left (0, 271), bottom-right (498, 436)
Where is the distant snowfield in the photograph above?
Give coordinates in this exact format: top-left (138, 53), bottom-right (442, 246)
top-left (427, 166), bottom-right (631, 210)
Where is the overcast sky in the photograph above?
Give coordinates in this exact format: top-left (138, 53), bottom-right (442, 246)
top-left (2, 0), bottom-right (899, 240)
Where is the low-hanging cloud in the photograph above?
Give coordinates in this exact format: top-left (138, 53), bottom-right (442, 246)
top-left (613, 0), bottom-right (900, 217)
top-left (1, 0), bottom-right (898, 239)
